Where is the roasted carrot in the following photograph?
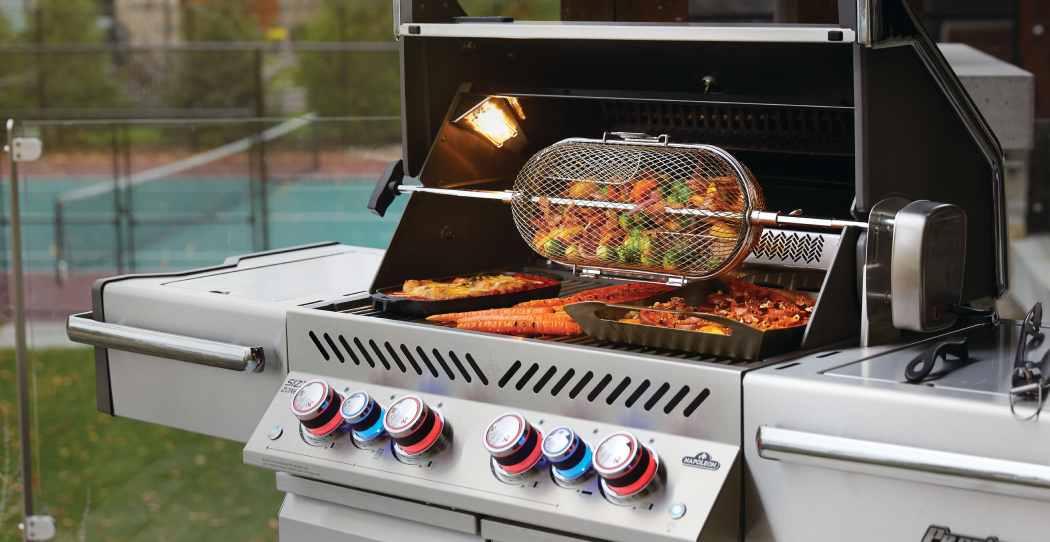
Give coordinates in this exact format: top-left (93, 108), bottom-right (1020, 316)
top-left (456, 313), bottom-right (577, 324)
top-left (426, 307), bottom-right (556, 322)
top-left (457, 318), bottom-right (582, 336)
top-left (513, 297), bottom-right (570, 308)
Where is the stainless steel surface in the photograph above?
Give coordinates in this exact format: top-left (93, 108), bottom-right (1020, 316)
top-left (288, 304), bottom-right (752, 445)
top-left (67, 314), bottom-right (265, 373)
top-left (398, 22), bottom-right (856, 43)
top-left (397, 184), bottom-right (515, 202)
top-left (890, 201), bottom-right (966, 332)
top-left (861, 197), bottom-right (909, 346)
top-left (743, 229), bottom-right (839, 270)
top-left (480, 519), bottom-right (589, 542)
top-left (100, 244), bottom-right (382, 442)
top-left (275, 472), bottom-right (479, 534)
top-left (857, 0), bottom-right (872, 45)
top-left (164, 250), bottom-right (384, 301)
top-left (278, 493), bottom-right (480, 542)
top-left (391, 0), bottom-right (400, 39)
top-left (756, 426), bottom-right (1050, 501)
top-left (245, 373), bottom-right (741, 542)
top-left (749, 211), bottom-right (866, 230)
top-left (744, 325), bottom-right (1050, 542)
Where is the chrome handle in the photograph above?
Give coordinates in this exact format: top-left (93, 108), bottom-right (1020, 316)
top-left (757, 426), bottom-right (1050, 502)
top-left (66, 313), bottom-right (264, 373)
top-left (392, 0), bottom-right (401, 39)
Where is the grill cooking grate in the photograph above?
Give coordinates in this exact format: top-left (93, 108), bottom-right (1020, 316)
top-left (338, 276), bottom-right (751, 367)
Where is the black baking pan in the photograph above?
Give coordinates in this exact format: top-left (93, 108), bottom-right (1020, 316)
top-left (371, 271), bottom-right (563, 317)
top-left (564, 280), bottom-right (814, 360)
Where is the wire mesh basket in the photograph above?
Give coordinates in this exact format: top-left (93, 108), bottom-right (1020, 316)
top-left (510, 133), bottom-right (766, 280)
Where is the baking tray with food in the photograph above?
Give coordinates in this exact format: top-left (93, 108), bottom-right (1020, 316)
top-left (422, 282), bottom-right (677, 336)
top-left (370, 271), bottom-right (563, 316)
top-left (563, 279), bottom-right (816, 360)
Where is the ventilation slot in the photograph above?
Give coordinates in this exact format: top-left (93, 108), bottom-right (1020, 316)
top-left (683, 389), bottom-right (710, 417)
top-left (515, 363), bottom-right (540, 391)
top-left (533, 366), bottom-right (557, 393)
top-left (643, 383), bottom-right (671, 411)
top-left (465, 354), bottom-right (488, 385)
top-left (550, 368), bottom-right (575, 396)
top-left (587, 374), bottom-right (613, 402)
top-left (369, 340), bottom-right (391, 370)
top-left (338, 336), bottom-right (360, 365)
top-left (309, 331), bottom-right (330, 361)
top-left (606, 377), bottom-right (631, 405)
top-left (400, 345), bottom-right (423, 375)
top-left (663, 386), bottom-right (690, 414)
top-left (568, 371), bottom-right (594, 399)
top-left (384, 343), bottom-right (407, 373)
top-left (624, 380), bottom-right (650, 408)
top-left (498, 360), bottom-right (522, 388)
top-left (431, 349), bottom-right (456, 380)
top-left (416, 347), bottom-right (439, 378)
top-left (323, 334), bottom-right (344, 363)
top-left (354, 338), bottom-right (375, 368)
top-left (447, 352), bottom-right (472, 383)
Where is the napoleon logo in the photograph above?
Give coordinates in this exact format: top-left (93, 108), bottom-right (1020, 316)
top-left (923, 525), bottom-right (1000, 542)
top-left (681, 452), bottom-right (720, 470)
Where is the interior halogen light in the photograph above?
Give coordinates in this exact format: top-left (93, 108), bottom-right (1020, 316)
top-left (464, 99), bottom-right (518, 147)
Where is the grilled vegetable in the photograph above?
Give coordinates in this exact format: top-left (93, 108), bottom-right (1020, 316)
top-left (596, 244), bottom-right (618, 264)
top-left (629, 178), bottom-right (660, 203)
top-left (666, 179), bottom-right (693, 206)
top-left (426, 307), bottom-right (557, 323)
top-left (564, 244), bottom-right (583, 262)
top-left (543, 238), bottom-right (566, 259)
top-left (457, 318), bottom-right (583, 336)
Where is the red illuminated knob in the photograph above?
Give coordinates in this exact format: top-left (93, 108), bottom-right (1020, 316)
top-left (593, 431), bottom-right (660, 499)
top-left (290, 379), bottom-right (344, 437)
top-left (384, 395), bottom-right (448, 456)
top-left (484, 412), bottom-right (544, 475)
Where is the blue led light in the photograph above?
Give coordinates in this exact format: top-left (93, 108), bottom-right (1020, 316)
top-left (554, 443), bottom-right (593, 480)
top-left (353, 406), bottom-right (387, 441)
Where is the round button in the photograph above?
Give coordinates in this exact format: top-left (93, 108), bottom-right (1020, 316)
top-left (341, 391), bottom-right (386, 442)
top-left (484, 412), bottom-right (543, 476)
top-left (384, 395), bottom-right (447, 457)
top-left (542, 426), bottom-right (593, 485)
top-left (593, 431), bottom-right (660, 498)
top-left (290, 379), bottom-right (344, 437)
top-left (668, 503), bottom-right (686, 520)
top-left (268, 426), bottom-right (283, 440)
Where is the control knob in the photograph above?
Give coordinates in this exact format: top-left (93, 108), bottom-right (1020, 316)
top-left (384, 395), bottom-right (452, 462)
top-left (340, 390), bottom-right (386, 447)
top-left (484, 412), bottom-right (544, 482)
top-left (290, 379), bottom-right (345, 438)
top-left (542, 426), bottom-right (594, 488)
top-left (593, 431), bottom-right (665, 504)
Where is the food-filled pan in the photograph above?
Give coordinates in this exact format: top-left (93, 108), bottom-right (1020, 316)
top-left (371, 271), bottom-right (562, 316)
top-left (564, 279), bottom-right (815, 360)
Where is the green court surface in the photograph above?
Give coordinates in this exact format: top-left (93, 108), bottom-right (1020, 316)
top-left (1, 176), bottom-right (408, 272)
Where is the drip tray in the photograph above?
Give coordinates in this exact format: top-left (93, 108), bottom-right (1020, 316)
top-left (823, 322), bottom-right (1050, 396)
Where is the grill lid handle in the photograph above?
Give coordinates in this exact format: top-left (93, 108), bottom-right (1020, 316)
top-left (368, 159), bottom-right (405, 218)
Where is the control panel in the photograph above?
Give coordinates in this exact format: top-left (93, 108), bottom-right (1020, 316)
top-left (245, 373), bottom-right (740, 542)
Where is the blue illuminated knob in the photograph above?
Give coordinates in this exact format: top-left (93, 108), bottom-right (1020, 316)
top-left (340, 391), bottom-right (386, 442)
top-left (542, 426), bottom-right (594, 487)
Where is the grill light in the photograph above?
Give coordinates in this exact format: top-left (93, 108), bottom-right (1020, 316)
top-left (499, 96), bottom-right (526, 120)
top-left (464, 99), bottom-right (518, 147)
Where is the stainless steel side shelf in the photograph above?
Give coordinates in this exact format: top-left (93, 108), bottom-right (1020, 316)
top-left (66, 312), bottom-right (265, 373)
top-left (756, 426), bottom-right (1050, 502)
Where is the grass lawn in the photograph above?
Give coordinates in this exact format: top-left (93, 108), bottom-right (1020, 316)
top-left (0, 348), bottom-right (284, 542)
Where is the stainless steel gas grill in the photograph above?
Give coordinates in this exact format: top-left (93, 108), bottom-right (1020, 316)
top-left (67, 1), bottom-right (1050, 541)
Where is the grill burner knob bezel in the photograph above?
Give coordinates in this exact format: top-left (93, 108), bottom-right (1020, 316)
top-left (341, 390), bottom-right (387, 448)
top-left (484, 412), bottom-right (545, 483)
top-left (384, 394), bottom-right (452, 463)
top-left (290, 379), bottom-right (345, 438)
top-left (593, 431), bottom-right (665, 505)
top-left (542, 426), bottom-right (595, 488)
